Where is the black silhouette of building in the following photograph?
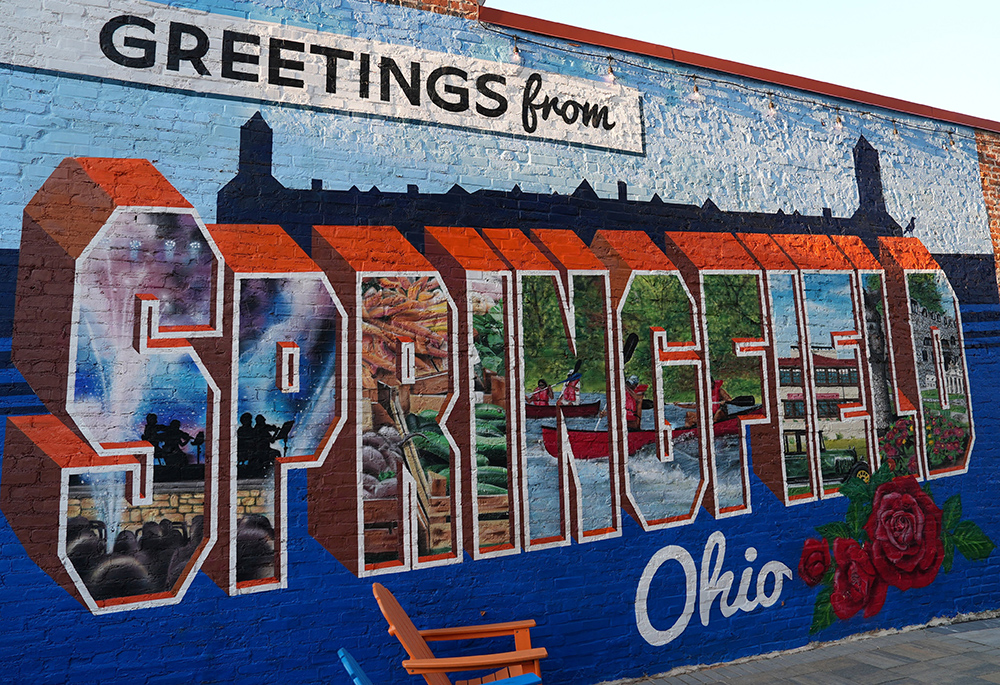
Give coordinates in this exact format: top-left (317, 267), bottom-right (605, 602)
top-left (217, 113), bottom-right (998, 305)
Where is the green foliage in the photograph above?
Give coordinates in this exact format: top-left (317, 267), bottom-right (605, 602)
top-left (907, 273), bottom-right (945, 314)
top-left (703, 274), bottom-right (764, 399)
top-left (473, 301), bottom-right (506, 375)
top-left (863, 274), bottom-right (885, 316)
top-left (810, 586), bottom-right (836, 635)
top-left (847, 501), bottom-right (872, 540)
top-left (815, 521), bottom-right (852, 542)
top-left (952, 521), bottom-right (995, 561)
top-left (943, 534), bottom-right (955, 573)
top-left (838, 474), bottom-right (873, 505)
top-left (521, 275), bottom-right (608, 394)
top-left (621, 274), bottom-right (692, 388)
top-left (942, 495), bottom-right (962, 532)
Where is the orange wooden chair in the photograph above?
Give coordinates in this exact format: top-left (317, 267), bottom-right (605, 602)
top-left (372, 583), bottom-right (547, 685)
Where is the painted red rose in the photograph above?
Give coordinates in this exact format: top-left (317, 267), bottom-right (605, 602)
top-left (830, 538), bottom-right (887, 620)
top-left (798, 538), bottom-right (830, 586)
top-left (864, 476), bottom-right (944, 590)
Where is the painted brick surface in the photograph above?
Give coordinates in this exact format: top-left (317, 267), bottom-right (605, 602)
top-left (0, 0), bottom-right (998, 683)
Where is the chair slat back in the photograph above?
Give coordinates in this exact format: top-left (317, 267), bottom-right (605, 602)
top-left (372, 583), bottom-right (451, 685)
top-left (337, 648), bottom-right (374, 685)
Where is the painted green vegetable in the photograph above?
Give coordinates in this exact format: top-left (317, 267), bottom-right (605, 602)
top-left (475, 435), bottom-right (507, 463)
top-left (412, 432), bottom-right (450, 462)
top-left (475, 403), bottom-right (506, 421)
top-left (476, 465), bottom-right (509, 488)
top-left (477, 483), bottom-right (507, 496)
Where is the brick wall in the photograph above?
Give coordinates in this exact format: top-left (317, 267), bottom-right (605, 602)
top-left (977, 130), bottom-right (1000, 290)
top-left (0, 0), bottom-right (999, 683)
top-left (375, 0), bottom-right (479, 19)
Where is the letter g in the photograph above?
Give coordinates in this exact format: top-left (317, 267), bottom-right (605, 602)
top-left (635, 544), bottom-right (697, 646)
top-left (100, 15), bottom-right (157, 69)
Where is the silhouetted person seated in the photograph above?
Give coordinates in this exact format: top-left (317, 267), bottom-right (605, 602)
top-left (141, 413), bottom-right (166, 465)
top-left (113, 530), bottom-right (139, 556)
top-left (87, 556), bottom-right (154, 601)
top-left (160, 420), bottom-right (192, 468)
top-left (237, 413), bottom-right (285, 478)
top-left (236, 514), bottom-right (275, 582)
top-left (166, 515), bottom-right (204, 590)
top-left (68, 533), bottom-right (105, 582)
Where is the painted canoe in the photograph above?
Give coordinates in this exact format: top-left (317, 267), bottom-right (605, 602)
top-left (541, 416), bottom-right (747, 460)
top-left (524, 401), bottom-right (601, 419)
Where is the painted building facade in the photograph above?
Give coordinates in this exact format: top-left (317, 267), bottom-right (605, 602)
top-left (1, 0), bottom-right (1000, 682)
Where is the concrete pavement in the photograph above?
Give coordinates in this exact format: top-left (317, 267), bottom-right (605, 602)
top-left (601, 614), bottom-right (1000, 684)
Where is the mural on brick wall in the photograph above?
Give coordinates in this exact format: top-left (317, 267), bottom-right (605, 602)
top-left (0, 113), bottom-right (988, 619)
top-left (3, 2), bottom-right (1000, 680)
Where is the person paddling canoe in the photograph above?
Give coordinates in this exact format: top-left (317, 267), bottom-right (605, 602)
top-left (528, 378), bottom-right (554, 406)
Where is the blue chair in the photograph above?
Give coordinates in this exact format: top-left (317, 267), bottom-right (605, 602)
top-left (338, 648), bottom-right (374, 685)
top-left (337, 648), bottom-right (542, 684)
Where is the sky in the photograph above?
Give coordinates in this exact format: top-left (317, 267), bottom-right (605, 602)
top-left (484, 0), bottom-right (1000, 124)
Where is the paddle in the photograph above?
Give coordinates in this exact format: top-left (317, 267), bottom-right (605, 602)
top-left (623, 333), bottom-right (639, 363)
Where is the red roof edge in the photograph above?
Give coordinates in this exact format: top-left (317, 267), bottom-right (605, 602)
top-left (479, 7), bottom-right (1000, 135)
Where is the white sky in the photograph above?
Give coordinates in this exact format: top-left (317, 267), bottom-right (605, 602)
top-left (484, 0), bottom-right (1000, 124)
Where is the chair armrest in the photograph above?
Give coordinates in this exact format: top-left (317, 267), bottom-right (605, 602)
top-left (402, 647), bottom-right (548, 674)
top-left (419, 619), bottom-right (537, 641)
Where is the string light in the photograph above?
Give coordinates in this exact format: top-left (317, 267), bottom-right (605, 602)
top-left (765, 96), bottom-right (777, 120)
top-left (833, 113), bottom-right (844, 132)
top-left (477, 22), bottom-right (972, 143)
top-left (510, 36), bottom-right (522, 65)
top-left (688, 78), bottom-right (706, 104)
top-left (603, 55), bottom-right (617, 85)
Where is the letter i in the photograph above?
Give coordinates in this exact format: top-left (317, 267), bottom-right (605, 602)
top-left (359, 53), bottom-right (370, 99)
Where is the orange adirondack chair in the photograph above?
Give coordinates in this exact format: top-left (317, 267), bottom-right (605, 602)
top-left (372, 583), bottom-right (547, 685)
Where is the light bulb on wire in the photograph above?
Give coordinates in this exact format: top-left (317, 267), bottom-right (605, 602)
top-left (510, 38), bottom-right (522, 65)
top-left (603, 56), bottom-right (617, 85)
top-left (688, 79), bottom-right (706, 104)
top-left (765, 96), bottom-right (778, 121)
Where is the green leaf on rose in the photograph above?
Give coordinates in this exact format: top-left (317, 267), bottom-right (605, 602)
top-left (942, 495), bottom-right (962, 533)
top-left (943, 532), bottom-right (955, 573)
top-left (953, 521), bottom-right (996, 561)
top-left (847, 501), bottom-right (872, 539)
top-left (923, 482), bottom-right (933, 498)
top-left (838, 477), bottom-right (873, 505)
top-left (871, 460), bottom-right (895, 488)
top-left (815, 521), bottom-right (853, 542)
top-left (810, 586), bottom-right (836, 635)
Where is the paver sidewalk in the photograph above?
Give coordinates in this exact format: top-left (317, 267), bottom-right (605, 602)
top-left (601, 616), bottom-right (1000, 684)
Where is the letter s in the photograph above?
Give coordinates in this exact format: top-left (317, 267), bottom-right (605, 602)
top-left (100, 15), bottom-right (157, 69)
top-left (635, 544), bottom-right (697, 646)
top-left (476, 74), bottom-right (508, 118)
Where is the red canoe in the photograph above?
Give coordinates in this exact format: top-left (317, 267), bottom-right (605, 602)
top-left (541, 416), bottom-right (745, 459)
top-left (524, 401), bottom-right (601, 419)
